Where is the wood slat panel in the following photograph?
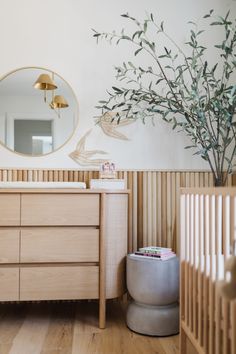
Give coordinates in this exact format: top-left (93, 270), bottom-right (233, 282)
top-left (0, 169), bottom-right (235, 254)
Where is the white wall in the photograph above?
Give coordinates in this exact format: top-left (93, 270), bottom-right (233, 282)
top-left (0, 0), bottom-right (235, 170)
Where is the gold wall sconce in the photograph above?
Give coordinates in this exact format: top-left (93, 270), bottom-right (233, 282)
top-left (33, 72), bottom-right (69, 118)
top-left (51, 95), bottom-right (69, 109)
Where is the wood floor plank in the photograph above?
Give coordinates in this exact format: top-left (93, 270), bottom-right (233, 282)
top-left (159, 335), bottom-right (179, 354)
top-left (72, 301), bottom-right (102, 335)
top-left (0, 304), bottom-right (27, 354)
top-left (41, 302), bottom-right (75, 354)
top-left (0, 301), bottom-right (179, 354)
top-left (8, 304), bottom-right (50, 354)
top-left (72, 301), bottom-right (177, 354)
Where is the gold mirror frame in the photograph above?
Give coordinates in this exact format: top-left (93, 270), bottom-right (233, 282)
top-left (0, 66), bottom-right (79, 157)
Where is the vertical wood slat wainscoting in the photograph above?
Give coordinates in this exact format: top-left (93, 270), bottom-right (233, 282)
top-left (180, 188), bottom-right (236, 354)
top-left (0, 169), bottom-right (235, 254)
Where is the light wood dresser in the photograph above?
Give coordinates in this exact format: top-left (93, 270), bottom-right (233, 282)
top-left (0, 188), bottom-right (129, 328)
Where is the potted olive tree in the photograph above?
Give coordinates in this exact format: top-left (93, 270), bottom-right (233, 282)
top-left (93, 10), bottom-right (236, 186)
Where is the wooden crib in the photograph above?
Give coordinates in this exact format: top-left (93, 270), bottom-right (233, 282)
top-left (180, 188), bottom-right (236, 354)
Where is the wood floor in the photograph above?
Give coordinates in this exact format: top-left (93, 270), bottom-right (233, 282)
top-left (0, 300), bottom-right (179, 354)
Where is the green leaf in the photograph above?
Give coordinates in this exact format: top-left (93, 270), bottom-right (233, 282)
top-left (132, 31), bottom-right (140, 40)
top-left (210, 21), bottom-right (223, 26)
top-left (224, 10), bottom-right (230, 21)
top-left (155, 78), bottom-right (164, 85)
top-left (134, 48), bottom-right (143, 56)
top-left (164, 47), bottom-right (170, 55)
top-left (211, 63), bottom-right (218, 73)
top-left (128, 61), bottom-right (136, 69)
top-left (197, 30), bottom-right (204, 36)
top-left (230, 85), bottom-right (236, 99)
top-left (158, 54), bottom-right (169, 59)
top-left (122, 35), bottom-right (131, 40)
top-left (185, 145), bottom-right (196, 149)
top-left (142, 39), bottom-right (155, 51)
top-left (144, 21), bottom-right (147, 33)
top-left (112, 86), bottom-right (123, 93)
top-left (203, 10), bottom-right (213, 19)
top-left (203, 61), bottom-right (208, 75)
top-left (94, 10), bottom-right (236, 184)
top-left (188, 21), bottom-right (197, 25)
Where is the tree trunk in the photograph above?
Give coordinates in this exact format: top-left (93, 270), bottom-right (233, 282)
top-left (214, 175), bottom-right (226, 187)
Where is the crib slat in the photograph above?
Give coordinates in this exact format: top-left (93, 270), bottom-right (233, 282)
top-left (157, 172), bottom-right (162, 247)
top-left (161, 172), bottom-right (167, 247)
top-left (152, 172), bottom-right (157, 247)
top-left (231, 301), bottom-right (236, 354)
top-left (223, 299), bottom-right (229, 354)
top-left (189, 194), bottom-right (193, 331)
top-left (198, 194), bottom-right (204, 346)
top-left (185, 194), bottom-right (190, 327)
top-left (147, 172), bottom-right (152, 246)
top-left (166, 172), bottom-right (172, 248)
top-left (203, 195), bottom-right (209, 352)
top-left (193, 195), bottom-right (199, 338)
top-left (209, 195), bottom-right (214, 354)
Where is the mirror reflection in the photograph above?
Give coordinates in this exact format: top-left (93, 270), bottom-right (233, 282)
top-left (0, 67), bottom-right (78, 156)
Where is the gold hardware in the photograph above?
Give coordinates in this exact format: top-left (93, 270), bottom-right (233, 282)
top-left (33, 74), bottom-right (57, 90)
top-left (34, 72), bottom-right (69, 118)
top-left (51, 95), bottom-right (69, 109)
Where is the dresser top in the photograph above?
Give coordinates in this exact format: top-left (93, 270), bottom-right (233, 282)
top-left (0, 188), bottom-right (130, 194)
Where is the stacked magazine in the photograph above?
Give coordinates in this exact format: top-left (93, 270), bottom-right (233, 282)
top-left (132, 246), bottom-right (176, 261)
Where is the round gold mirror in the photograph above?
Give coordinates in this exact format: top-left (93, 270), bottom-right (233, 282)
top-left (0, 67), bottom-right (78, 156)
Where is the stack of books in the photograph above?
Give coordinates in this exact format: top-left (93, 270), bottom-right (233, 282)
top-left (132, 246), bottom-right (176, 261)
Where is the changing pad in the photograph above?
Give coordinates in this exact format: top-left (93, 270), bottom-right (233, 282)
top-left (0, 181), bottom-right (86, 189)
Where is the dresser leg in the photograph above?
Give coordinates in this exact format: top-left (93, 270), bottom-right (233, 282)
top-left (99, 298), bottom-right (106, 329)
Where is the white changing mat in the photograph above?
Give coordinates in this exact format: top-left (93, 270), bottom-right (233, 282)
top-left (0, 181), bottom-right (86, 189)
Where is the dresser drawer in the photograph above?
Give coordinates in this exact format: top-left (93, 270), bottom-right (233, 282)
top-left (0, 267), bottom-right (19, 300)
top-left (0, 195), bottom-right (20, 226)
top-left (20, 266), bottom-right (99, 300)
top-left (20, 227), bottom-right (99, 263)
top-left (0, 229), bottom-right (20, 263)
top-left (21, 194), bottom-right (100, 226)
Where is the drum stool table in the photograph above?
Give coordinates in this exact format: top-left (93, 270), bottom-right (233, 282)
top-left (126, 254), bottom-right (179, 336)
